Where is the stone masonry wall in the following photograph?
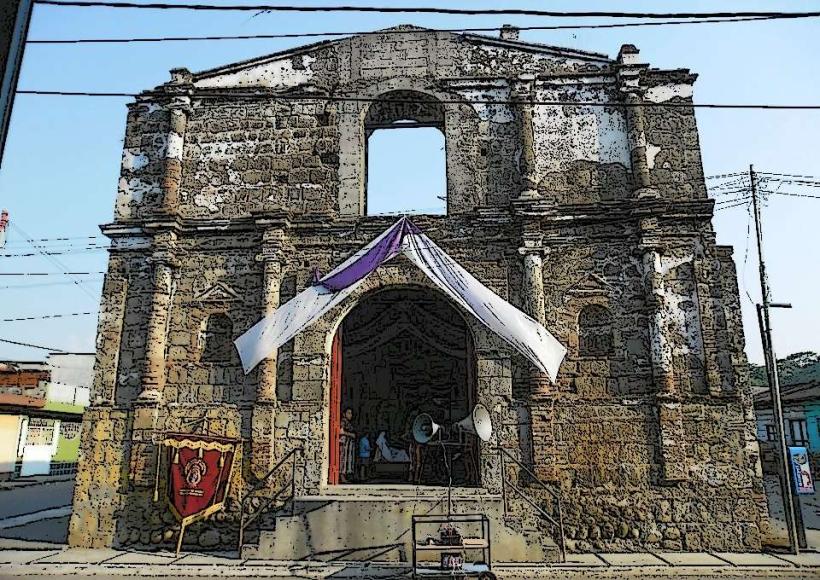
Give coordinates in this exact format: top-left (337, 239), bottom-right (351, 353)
top-left (70, 28), bottom-right (768, 555)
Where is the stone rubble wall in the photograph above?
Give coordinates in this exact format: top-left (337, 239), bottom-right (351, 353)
top-left (69, 29), bottom-right (768, 555)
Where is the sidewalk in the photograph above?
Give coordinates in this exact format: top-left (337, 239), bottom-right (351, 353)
top-left (0, 546), bottom-right (818, 578)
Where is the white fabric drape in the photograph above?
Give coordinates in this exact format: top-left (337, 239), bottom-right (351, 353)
top-left (401, 232), bottom-right (566, 383)
top-left (234, 220), bottom-right (566, 383)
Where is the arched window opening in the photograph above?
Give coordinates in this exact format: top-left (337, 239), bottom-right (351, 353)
top-left (200, 314), bottom-right (235, 363)
top-left (578, 305), bottom-right (614, 357)
top-left (364, 91), bottom-right (447, 216)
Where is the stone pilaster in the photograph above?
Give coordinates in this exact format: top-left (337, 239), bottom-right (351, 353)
top-left (137, 247), bottom-right (176, 403)
top-left (518, 235), bottom-right (546, 327)
top-left (251, 226), bottom-right (286, 479)
top-left (616, 45), bottom-right (658, 200)
top-left (640, 226), bottom-right (687, 483)
top-left (92, 270), bottom-right (128, 405)
top-left (693, 255), bottom-right (724, 396)
top-left (513, 74), bottom-right (539, 199)
top-left (159, 68), bottom-right (192, 215)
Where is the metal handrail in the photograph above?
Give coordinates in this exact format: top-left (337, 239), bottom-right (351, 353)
top-left (496, 446), bottom-right (560, 501)
top-left (237, 447), bottom-right (302, 552)
top-left (496, 446), bottom-right (565, 562)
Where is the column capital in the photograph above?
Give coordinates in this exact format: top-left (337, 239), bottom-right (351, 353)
top-left (510, 73), bottom-right (536, 99)
top-left (146, 251), bottom-right (179, 270)
top-left (518, 232), bottom-right (547, 256)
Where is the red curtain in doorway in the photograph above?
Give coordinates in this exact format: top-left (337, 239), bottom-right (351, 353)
top-left (328, 329), bottom-right (342, 485)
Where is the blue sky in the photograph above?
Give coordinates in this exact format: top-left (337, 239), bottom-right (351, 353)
top-left (0, 1), bottom-right (819, 365)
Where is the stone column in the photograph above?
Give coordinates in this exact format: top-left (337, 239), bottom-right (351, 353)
top-left (519, 233), bottom-right (557, 479)
top-left (641, 244), bottom-right (687, 483)
top-left (251, 228), bottom-right (285, 479)
top-left (616, 45), bottom-right (658, 199)
top-left (137, 254), bottom-right (175, 403)
top-left (518, 241), bottom-right (546, 326)
top-left (513, 74), bottom-right (540, 200)
top-left (693, 256), bottom-right (723, 396)
top-left (642, 248), bottom-right (675, 395)
top-left (159, 69), bottom-right (192, 215)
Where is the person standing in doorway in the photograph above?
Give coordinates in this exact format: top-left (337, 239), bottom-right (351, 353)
top-left (339, 408), bottom-right (356, 483)
top-left (358, 432), bottom-right (372, 482)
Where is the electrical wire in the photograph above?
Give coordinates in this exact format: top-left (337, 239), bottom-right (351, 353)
top-left (15, 90), bottom-right (820, 110)
top-left (714, 199), bottom-right (752, 211)
top-left (25, 16), bottom-right (812, 44)
top-left (9, 224), bottom-right (102, 303)
top-left (761, 190), bottom-right (820, 200)
top-left (32, 2), bottom-right (820, 20)
top-left (0, 337), bottom-right (68, 352)
top-left (2, 311), bottom-right (96, 322)
top-left (0, 271), bottom-right (106, 276)
top-left (0, 278), bottom-right (104, 290)
top-left (0, 247), bottom-right (109, 258)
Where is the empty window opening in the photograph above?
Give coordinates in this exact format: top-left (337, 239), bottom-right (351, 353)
top-left (578, 305), bottom-right (614, 357)
top-left (200, 314), bottom-right (235, 363)
top-left (366, 126), bottom-right (446, 216)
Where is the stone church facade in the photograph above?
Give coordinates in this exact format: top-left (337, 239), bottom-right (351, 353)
top-left (69, 26), bottom-right (768, 557)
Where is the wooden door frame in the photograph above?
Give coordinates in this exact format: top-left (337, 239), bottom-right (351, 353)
top-left (328, 327), bottom-right (342, 485)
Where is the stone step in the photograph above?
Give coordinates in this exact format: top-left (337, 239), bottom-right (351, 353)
top-left (251, 495), bottom-right (559, 563)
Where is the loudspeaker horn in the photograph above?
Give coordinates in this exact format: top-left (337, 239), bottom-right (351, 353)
top-left (412, 413), bottom-right (441, 444)
top-left (454, 404), bottom-right (493, 442)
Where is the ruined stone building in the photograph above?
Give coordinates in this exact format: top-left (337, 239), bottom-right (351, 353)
top-left (69, 26), bottom-right (768, 558)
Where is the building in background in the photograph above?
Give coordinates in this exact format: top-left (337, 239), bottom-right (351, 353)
top-left (755, 381), bottom-right (820, 474)
top-left (0, 352), bottom-right (93, 479)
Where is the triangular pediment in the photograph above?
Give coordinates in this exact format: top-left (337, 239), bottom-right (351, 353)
top-left (190, 26), bottom-right (611, 90)
top-left (195, 282), bottom-right (240, 303)
top-left (564, 273), bottom-right (617, 297)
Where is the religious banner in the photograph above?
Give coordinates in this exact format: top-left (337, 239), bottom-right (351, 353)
top-left (153, 433), bottom-right (239, 554)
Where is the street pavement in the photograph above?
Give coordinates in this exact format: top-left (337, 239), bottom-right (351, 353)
top-left (0, 479), bottom-right (74, 546)
top-left (0, 478), bottom-right (818, 577)
top-left (0, 548), bottom-right (818, 578)
top-left (0, 480), bottom-right (74, 519)
top-left (765, 475), bottom-right (820, 549)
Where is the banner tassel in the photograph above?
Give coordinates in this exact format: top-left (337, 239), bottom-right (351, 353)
top-left (174, 450), bottom-right (179, 464)
top-left (198, 447), bottom-right (204, 459)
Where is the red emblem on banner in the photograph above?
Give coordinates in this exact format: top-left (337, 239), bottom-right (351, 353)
top-left (154, 433), bottom-right (239, 554)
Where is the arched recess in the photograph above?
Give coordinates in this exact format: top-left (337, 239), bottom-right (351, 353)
top-left (327, 285), bottom-right (480, 487)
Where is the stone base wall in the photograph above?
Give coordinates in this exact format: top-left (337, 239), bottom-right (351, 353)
top-left (526, 395), bottom-right (768, 552)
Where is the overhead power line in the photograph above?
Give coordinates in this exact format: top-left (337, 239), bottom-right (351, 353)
top-left (25, 16), bottom-right (813, 44)
top-left (10, 223), bottom-right (101, 303)
top-left (2, 311), bottom-right (96, 322)
top-left (0, 271), bottom-right (106, 276)
top-left (0, 336), bottom-right (67, 352)
top-left (32, 2), bottom-right (820, 20)
top-left (15, 90), bottom-right (820, 110)
top-left (762, 190), bottom-right (820, 200)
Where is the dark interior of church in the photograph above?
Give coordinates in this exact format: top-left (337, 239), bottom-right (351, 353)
top-left (338, 287), bottom-right (479, 486)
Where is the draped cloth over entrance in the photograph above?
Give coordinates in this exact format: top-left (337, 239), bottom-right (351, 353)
top-left (234, 217), bottom-right (567, 383)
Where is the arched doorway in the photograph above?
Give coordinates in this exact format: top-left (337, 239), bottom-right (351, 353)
top-left (328, 287), bottom-right (479, 487)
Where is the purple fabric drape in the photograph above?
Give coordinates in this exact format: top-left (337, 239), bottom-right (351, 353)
top-left (319, 217), bottom-right (421, 291)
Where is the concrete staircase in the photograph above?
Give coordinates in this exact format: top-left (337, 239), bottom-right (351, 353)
top-left (240, 488), bottom-right (560, 563)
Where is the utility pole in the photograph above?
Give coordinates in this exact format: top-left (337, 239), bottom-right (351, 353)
top-left (0, 0), bottom-right (34, 169)
top-left (749, 164), bottom-right (806, 553)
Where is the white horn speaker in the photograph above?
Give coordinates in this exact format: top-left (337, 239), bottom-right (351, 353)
top-left (454, 404), bottom-right (493, 442)
top-left (412, 413), bottom-right (441, 444)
